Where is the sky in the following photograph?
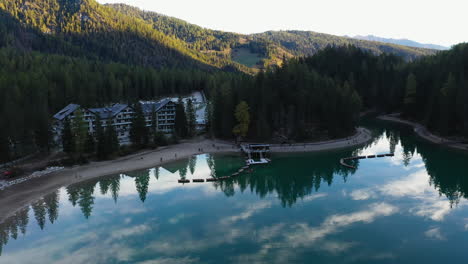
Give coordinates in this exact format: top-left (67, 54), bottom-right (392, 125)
top-left (97, 0), bottom-right (468, 47)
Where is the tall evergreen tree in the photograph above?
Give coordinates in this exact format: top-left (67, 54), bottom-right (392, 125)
top-left (130, 103), bottom-right (148, 147)
top-left (62, 118), bottom-right (75, 154)
top-left (84, 133), bottom-right (95, 154)
top-left (72, 110), bottom-right (88, 155)
top-left (233, 101), bottom-right (250, 139)
top-left (95, 116), bottom-right (107, 160)
top-left (186, 98), bottom-right (196, 137)
top-left (439, 73), bottom-right (457, 135)
top-left (403, 73), bottom-right (417, 117)
top-left (105, 124), bottom-right (119, 155)
top-left (204, 101), bottom-right (214, 137)
top-left (174, 98), bottom-right (188, 138)
top-left (151, 105), bottom-right (159, 147)
top-left (35, 118), bottom-right (52, 154)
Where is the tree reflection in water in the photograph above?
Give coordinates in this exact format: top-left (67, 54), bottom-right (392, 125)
top-left (1, 123), bottom-right (468, 256)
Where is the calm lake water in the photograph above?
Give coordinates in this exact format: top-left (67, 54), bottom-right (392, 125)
top-left (1, 120), bottom-right (468, 264)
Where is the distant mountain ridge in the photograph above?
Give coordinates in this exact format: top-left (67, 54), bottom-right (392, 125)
top-left (0, 0), bottom-right (438, 73)
top-left (353, 35), bottom-right (449, 50)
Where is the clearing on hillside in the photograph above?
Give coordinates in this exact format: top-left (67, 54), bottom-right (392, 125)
top-left (231, 47), bottom-right (264, 68)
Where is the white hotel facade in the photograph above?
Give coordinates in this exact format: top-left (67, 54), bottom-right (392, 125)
top-left (53, 99), bottom-right (177, 145)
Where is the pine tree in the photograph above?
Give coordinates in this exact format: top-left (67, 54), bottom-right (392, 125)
top-left (204, 101), bottom-right (214, 137)
top-left (84, 132), bottom-right (95, 154)
top-left (151, 105), bottom-right (158, 147)
top-left (35, 118), bottom-right (52, 154)
top-left (105, 124), bottom-right (119, 155)
top-left (62, 118), bottom-right (75, 154)
top-left (174, 98), bottom-right (188, 138)
top-left (130, 103), bottom-right (148, 148)
top-left (186, 98), bottom-right (196, 137)
top-left (95, 116), bottom-right (107, 160)
top-left (404, 73), bottom-right (417, 117)
top-left (72, 110), bottom-right (88, 155)
top-left (439, 73), bottom-right (457, 135)
top-left (233, 101), bottom-right (250, 139)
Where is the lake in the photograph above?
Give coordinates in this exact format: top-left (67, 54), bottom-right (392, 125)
top-left (1, 120), bottom-right (468, 263)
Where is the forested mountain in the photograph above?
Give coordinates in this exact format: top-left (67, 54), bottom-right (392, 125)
top-left (0, 0), bottom-right (250, 71)
top-left (253, 31), bottom-right (436, 60)
top-left (107, 3), bottom-right (240, 52)
top-left (106, 4), bottom-right (437, 69)
top-left (0, 0), bottom-right (438, 73)
top-left (354, 35), bottom-right (449, 50)
top-left (0, 0), bottom-right (465, 164)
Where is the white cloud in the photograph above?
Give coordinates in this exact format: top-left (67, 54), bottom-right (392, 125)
top-left (301, 193), bottom-right (327, 202)
top-left (135, 257), bottom-right (199, 264)
top-left (349, 189), bottom-right (376, 200)
top-left (257, 223), bottom-right (285, 241)
top-left (221, 200), bottom-right (272, 224)
top-left (285, 203), bottom-right (398, 247)
top-left (168, 213), bottom-right (195, 224)
top-left (410, 200), bottom-right (453, 222)
top-left (111, 224), bottom-right (152, 239)
top-left (379, 170), bottom-right (432, 197)
top-left (424, 227), bottom-right (446, 240)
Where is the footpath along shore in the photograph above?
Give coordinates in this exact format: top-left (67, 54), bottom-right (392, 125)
top-left (0, 128), bottom-right (373, 223)
top-left (268, 127), bottom-right (372, 152)
top-left (378, 114), bottom-right (468, 151)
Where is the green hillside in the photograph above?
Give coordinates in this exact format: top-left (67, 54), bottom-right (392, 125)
top-left (108, 3), bottom-right (437, 69)
top-left (0, 0), bottom-right (249, 72)
top-left (0, 0), bottom-right (439, 73)
top-left (253, 31), bottom-right (436, 60)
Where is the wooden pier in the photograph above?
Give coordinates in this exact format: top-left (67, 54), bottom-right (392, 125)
top-left (178, 144), bottom-right (271, 184)
top-left (339, 153), bottom-right (395, 169)
top-left (241, 144), bottom-right (271, 165)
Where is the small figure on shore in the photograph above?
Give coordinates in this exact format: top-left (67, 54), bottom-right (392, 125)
top-left (175, 153), bottom-right (177, 159)
top-left (160, 157), bottom-right (163, 162)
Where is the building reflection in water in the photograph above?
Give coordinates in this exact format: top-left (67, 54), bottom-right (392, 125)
top-left (1, 123), bottom-right (468, 256)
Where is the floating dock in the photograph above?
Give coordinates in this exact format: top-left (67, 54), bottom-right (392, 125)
top-left (192, 179), bottom-right (205, 183)
top-left (241, 144), bottom-right (271, 165)
top-left (179, 143), bottom-right (268, 184)
top-left (339, 153), bottom-right (395, 169)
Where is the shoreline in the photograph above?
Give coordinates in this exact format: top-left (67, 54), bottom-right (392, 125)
top-left (0, 139), bottom-right (238, 223)
top-left (0, 128), bottom-right (372, 223)
top-left (268, 127), bottom-right (372, 153)
top-left (378, 114), bottom-right (468, 151)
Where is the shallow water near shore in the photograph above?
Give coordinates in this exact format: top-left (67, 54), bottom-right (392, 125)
top-left (1, 121), bottom-right (468, 264)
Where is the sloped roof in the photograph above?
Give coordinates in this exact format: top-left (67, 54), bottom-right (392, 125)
top-left (89, 103), bottom-right (129, 119)
top-left (53, 99), bottom-right (175, 121)
top-left (53, 104), bottom-right (80, 121)
top-left (140, 99), bottom-right (173, 114)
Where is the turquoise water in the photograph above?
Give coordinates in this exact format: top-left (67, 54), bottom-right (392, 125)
top-left (1, 121), bottom-right (468, 263)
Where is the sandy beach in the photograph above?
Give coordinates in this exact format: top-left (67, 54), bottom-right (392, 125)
top-left (0, 128), bottom-right (372, 223)
top-left (0, 139), bottom-right (236, 223)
